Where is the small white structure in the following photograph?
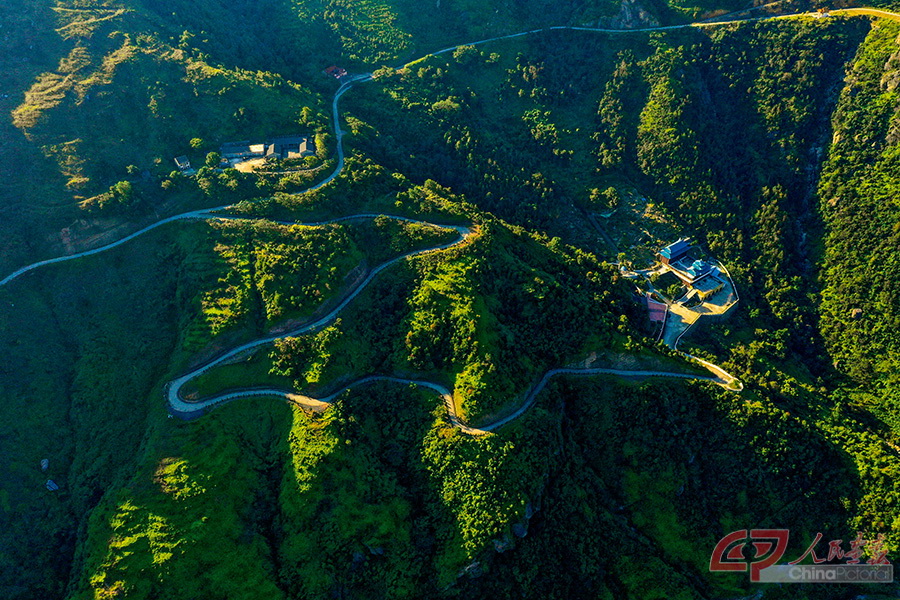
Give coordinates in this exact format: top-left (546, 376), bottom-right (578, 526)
top-left (173, 155), bottom-right (191, 171)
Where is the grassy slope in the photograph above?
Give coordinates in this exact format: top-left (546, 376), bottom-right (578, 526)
top-left (337, 15), bottom-right (900, 595)
top-left (0, 0), bottom-right (330, 275)
top-left (74, 399), bottom-right (294, 600)
top-left (0, 0), bottom-right (73, 271)
top-left (63, 18), bottom-right (886, 599)
top-left (0, 214), bottom-right (467, 598)
top-left (5, 5), bottom-right (900, 600)
top-left (1, 0), bottom-right (754, 275)
top-left (818, 21), bottom-right (900, 404)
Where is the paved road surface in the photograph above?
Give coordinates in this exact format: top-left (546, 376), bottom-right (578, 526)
top-left (170, 365), bottom-right (723, 435)
top-left (166, 216), bottom-right (472, 417)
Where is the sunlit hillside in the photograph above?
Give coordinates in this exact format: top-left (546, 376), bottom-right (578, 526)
top-left (3, 1), bottom-right (900, 599)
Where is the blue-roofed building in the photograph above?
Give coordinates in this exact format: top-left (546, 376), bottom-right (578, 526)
top-left (692, 274), bottom-right (725, 300)
top-left (686, 259), bottom-right (711, 280)
top-left (669, 256), bottom-right (718, 286)
top-left (658, 238), bottom-right (692, 265)
top-left (656, 237), bottom-right (729, 302)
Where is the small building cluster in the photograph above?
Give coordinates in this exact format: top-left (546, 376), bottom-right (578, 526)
top-left (41, 458), bottom-right (60, 492)
top-left (220, 135), bottom-right (316, 168)
top-left (657, 238), bottom-right (725, 301)
top-left (324, 65), bottom-right (348, 79)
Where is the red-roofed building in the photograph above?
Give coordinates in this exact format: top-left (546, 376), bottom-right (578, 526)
top-left (325, 65), bottom-right (348, 79)
top-left (646, 294), bottom-right (667, 323)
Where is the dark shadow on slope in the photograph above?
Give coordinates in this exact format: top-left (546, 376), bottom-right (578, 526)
top-left (462, 375), bottom-right (864, 600)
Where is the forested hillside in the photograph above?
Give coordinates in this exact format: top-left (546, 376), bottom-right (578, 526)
top-left (818, 20), bottom-right (900, 438)
top-left (0, 0), bottom-right (758, 277)
top-left (3, 1), bottom-right (900, 599)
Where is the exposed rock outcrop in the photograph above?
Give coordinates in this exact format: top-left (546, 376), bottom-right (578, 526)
top-left (609, 0), bottom-right (661, 29)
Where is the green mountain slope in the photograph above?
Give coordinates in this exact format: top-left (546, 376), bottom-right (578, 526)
top-left (0, 0), bottom-right (759, 274)
top-left (818, 21), bottom-right (900, 434)
top-left (3, 2), bottom-right (900, 600)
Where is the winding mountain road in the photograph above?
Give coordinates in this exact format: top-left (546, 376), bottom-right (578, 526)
top-left (165, 215), bottom-right (472, 418)
top-left (8, 5), bottom-right (887, 430)
top-left (0, 75), bottom-right (370, 289)
top-left (181, 365), bottom-right (722, 436)
top-left (4, 6), bottom-right (887, 290)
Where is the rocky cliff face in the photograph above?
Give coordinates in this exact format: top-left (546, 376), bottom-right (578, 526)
top-left (609, 0), bottom-right (661, 29)
top-left (881, 37), bottom-right (900, 92)
top-left (878, 37), bottom-right (900, 145)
